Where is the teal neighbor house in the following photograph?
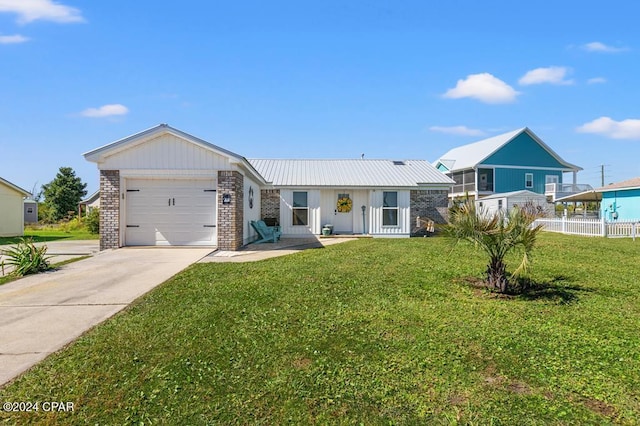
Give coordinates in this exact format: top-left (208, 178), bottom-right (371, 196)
top-left (433, 128), bottom-right (590, 201)
top-left (599, 177), bottom-right (640, 221)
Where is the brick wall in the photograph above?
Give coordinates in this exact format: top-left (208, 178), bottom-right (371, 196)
top-left (410, 189), bottom-right (450, 236)
top-left (99, 170), bottom-right (120, 250)
top-left (218, 171), bottom-right (244, 251)
top-left (260, 189), bottom-right (280, 225)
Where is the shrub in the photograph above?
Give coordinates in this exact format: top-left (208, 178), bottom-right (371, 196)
top-left (1, 239), bottom-right (51, 276)
top-left (59, 217), bottom-right (86, 233)
top-left (86, 208), bottom-right (100, 234)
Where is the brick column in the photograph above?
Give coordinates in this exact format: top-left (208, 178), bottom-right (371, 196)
top-left (260, 189), bottom-right (281, 224)
top-left (218, 171), bottom-right (244, 250)
top-left (410, 189), bottom-right (450, 236)
top-left (100, 170), bottom-right (120, 250)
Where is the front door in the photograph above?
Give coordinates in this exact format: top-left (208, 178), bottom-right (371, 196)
top-left (333, 191), bottom-right (354, 234)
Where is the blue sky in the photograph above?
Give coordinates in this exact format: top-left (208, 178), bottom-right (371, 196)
top-left (1, 1), bottom-right (640, 195)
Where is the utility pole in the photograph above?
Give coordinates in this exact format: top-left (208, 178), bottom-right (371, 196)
top-left (601, 164), bottom-right (605, 187)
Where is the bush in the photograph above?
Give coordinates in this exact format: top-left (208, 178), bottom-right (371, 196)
top-left (1, 239), bottom-right (51, 276)
top-left (86, 208), bottom-right (100, 234)
top-left (59, 217), bottom-right (86, 233)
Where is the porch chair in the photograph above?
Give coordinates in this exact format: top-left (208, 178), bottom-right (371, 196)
top-left (250, 220), bottom-right (282, 243)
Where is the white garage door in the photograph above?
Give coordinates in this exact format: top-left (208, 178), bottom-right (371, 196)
top-left (125, 178), bottom-right (217, 246)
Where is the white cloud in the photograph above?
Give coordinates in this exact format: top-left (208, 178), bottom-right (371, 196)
top-left (587, 77), bottom-right (607, 84)
top-left (518, 66), bottom-right (573, 86)
top-left (0, 0), bottom-right (84, 24)
top-left (429, 125), bottom-right (485, 137)
top-left (582, 41), bottom-right (628, 53)
top-left (443, 73), bottom-right (520, 104)
top-left (81, 104), bottom-right (129, 118)
top-left (577, 117), bottom-right (640, 140)
top-left (0, 34), bottom-right (29, 44)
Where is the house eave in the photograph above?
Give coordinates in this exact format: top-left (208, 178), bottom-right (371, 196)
top-left (0, 177), bottom-right (31, 197)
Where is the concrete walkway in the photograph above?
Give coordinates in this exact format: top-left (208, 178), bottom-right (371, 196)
top-left (0, 247), bottom-right (212, 386)
top-left (199, 237), bottom-right (357, 263)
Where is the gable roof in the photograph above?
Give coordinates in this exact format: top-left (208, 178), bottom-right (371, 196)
top-left (80, 190), bottom-right (100, 204)
top-left (83, 124), bottom-right (267, 184)
top-left (597, 176), bottom-right (640, 192)
top-left (248, 159), bottom-right (454, 187)
top-left (0, 177), bottom-right (30, 197)
top-left (434, 127), bottom-right (581, 172)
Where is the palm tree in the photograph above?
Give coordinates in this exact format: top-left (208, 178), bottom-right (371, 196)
top-left (445, 201), bottom-right (543, 293)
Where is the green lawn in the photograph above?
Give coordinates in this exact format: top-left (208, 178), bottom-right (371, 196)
top-left (1, 234), bottom-right (638, 424)
top-left (0, 228), bottom-right (98, 245)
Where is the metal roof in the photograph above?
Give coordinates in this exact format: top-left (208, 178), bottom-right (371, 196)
top-left (434, 127), bottom-right (581, 172)
top-left (480, 190), bottom-right (546, 200)
top-left (248, 159), bottom-right (454, 187)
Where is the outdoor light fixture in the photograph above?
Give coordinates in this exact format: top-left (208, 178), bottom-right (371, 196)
top-left (222, 193), bottom-right (232, 205)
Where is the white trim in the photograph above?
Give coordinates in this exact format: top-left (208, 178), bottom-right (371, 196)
top-left (118, 169), bottom-right (219, 178)
top-left (481, 164), bottom-right (571, 171)
top-left (525, 173), bottom-right (534, 188)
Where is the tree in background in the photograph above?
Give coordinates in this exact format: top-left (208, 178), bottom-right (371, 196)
top-left (42, 167), bottom-right (87, 222)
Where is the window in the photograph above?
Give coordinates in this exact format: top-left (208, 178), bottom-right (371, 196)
top-left (498, 200), bottom-right (503, 210)
top-left (382, 191), bottom-right (398, 226)
top-left (525, 173), bottom-right (534, 188)
top-left (545, 175), bottom-right (559, 184)
top-left (292, 192), bottom-right (308, 226)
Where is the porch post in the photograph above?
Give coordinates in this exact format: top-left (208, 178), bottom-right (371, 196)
top-left (474, 167), bottom-right (478, 200)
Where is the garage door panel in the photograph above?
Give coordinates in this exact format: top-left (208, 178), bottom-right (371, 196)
top-left (125, 179), bottom-right (217, 246)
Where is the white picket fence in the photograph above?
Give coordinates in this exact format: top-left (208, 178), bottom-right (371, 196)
top-left (533, 217), bottom-right (640, 240)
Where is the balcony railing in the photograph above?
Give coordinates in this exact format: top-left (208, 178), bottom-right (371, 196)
top-left (545, 183), bottom-right (594, 201)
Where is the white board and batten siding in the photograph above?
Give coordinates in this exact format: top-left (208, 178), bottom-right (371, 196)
top-left (279, 188), bottom-right (412, 237)
top-left (319, 189), bottom-right (368, 234)
top-left (279, 189), bottom-right (322, 236)
top-left (100, 133), bottom-right (235, 172)
top-left (243, 175), bottom-right (262, 244)
top-left (369, 190), bottom-right (411, 236)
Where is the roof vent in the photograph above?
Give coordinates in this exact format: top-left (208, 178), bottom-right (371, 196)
top-left (392, 160), bottom-right (405, 166)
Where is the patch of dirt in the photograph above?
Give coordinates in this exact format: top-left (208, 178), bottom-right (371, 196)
top-left (583, 397), bottom-right (617, 418)
top-left (448, 393), bottom-right (468, 405)
top-left (507, 381), bottom-right (532, 395)
top-left (455, 276), bottom-right (515, 299)
top-left (292, 357), bottom-right (312, 370)
top-left (482, 363), bottom-right (505, 386)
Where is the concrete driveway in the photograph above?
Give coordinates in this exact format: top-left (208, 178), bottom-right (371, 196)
top-left (0, 247), bottom-right (213, 386)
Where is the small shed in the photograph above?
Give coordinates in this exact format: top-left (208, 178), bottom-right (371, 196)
top-left (0, 177), bottom-right (30, 237)
top-left (24, 199), bottom-right (38, 224)
top-left (476, 190), bottom-right (552, 217)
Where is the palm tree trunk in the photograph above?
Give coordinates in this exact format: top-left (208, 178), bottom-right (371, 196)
top-left (487, 257), bottom-right (509, 293)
